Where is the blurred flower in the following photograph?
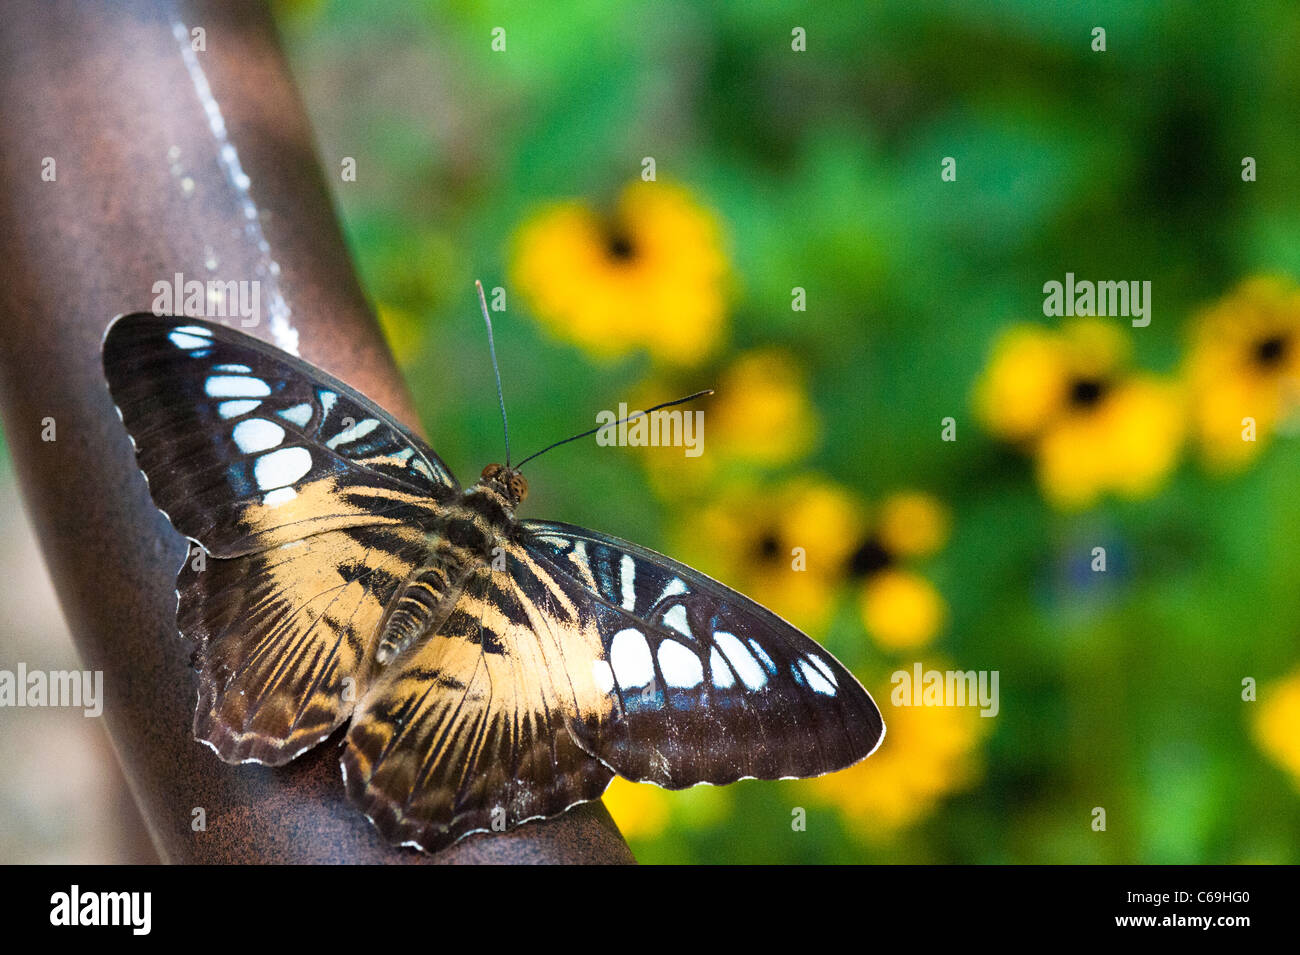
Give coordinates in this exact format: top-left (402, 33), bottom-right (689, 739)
top-left (1253, 668), bottom-right (1300, 791)
top-left (636, 348), bottom-right (819, 496)
top-left (681, 478), bottom-right (949, 647)
top-left (806, 667), bottom-right (987, 835)
top-left (601, 777), bottom-right (671, 840)
top-left (375, 301), bottom-right (424, 367)
top-left (859, 570), bottom-right (946, 651)
top-left (511, 181), bottom-right (729, 365)
top-left (974, 319), bottom-right (1186, 509)
top-left (1184, 276), bottom-right (1300, 472)
top-left (707, 349), bottom-right (818, 465)
top-left (846, 491), bottom-right (950, 651)
top-left (679, 476), bottom-right (863, 632)
top-left (974, 324), bottom-right (1072, 442)
top-left (876, 490), bottom-right (949, 558)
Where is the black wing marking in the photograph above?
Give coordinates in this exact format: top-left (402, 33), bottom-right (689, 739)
top-left (519, 520), bottom-right (885, 787)
top-left (102, 312), bottom-right (458, 558)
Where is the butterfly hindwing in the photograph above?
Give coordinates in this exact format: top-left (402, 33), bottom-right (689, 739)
top-left (102, 313), bottom-right (457, 558)
top-left (182, 523), bottom-right (432, 764)
top-left (519, 521), bottom-right (885, 788)
top-left (342, 549), bottom-right (616, 852)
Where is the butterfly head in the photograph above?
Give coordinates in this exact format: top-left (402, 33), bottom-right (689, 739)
top-left (479, 462), bottom-right (529, 507)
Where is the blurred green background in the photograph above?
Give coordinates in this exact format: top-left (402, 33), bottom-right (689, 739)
top-left (6, 0), bottom-right (1300, 863)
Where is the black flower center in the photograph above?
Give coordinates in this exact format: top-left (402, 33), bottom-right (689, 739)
top-left (755, 531), bottom-right (782, 563)
top-left (606, 230), bottom-right (636, 262)
top-left (847, 537), bottom-right (893, 579)
top-left (1068, 378), bottom-right (1107, 408)
top-left (1254, 334), bottom-right (1288, 368)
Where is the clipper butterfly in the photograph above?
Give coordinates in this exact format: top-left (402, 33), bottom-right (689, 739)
top-left (102, 312), bottom-right (884, 852)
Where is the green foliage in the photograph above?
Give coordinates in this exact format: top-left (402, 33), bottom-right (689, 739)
top-left (280, 0), bottom-right (1300, 861)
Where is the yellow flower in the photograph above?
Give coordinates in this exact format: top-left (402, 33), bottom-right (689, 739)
top-left (636, 348), bottom-right (819, 497)
top-left (876, 491), bottom-right (949, 558)
top-left (679, 477), bottom-right (863, 632)
top-left (806, 667), bottom-right (987, 835)
top-left (1185, 276), bottom-right (1300, 472)
top-left (974, 319), bottom-right (1186, 509)
top-left (845, 491), bottom-right (949, 650)
top-left (975, 325), bottom-right (1072, 441)
top-left (859, 570), bottom-right (947, 651)
top-left (1035, 374), bottom-right (1186, 509)
top-left (601, 777), bottom-right (671, 840)
top-left (708, 349), bottom-right (818, 465)
top-left (1253, 668), bottom-right (1300, 790)
top-left (679, 478), bottom-right (949, 646)
top-left (511, 181), bottom-right (729, 365)
top-left (375, 301), bottom-right (424, 367)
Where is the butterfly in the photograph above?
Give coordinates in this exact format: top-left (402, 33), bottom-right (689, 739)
top-left (102, 309), bottom-right (885, 853)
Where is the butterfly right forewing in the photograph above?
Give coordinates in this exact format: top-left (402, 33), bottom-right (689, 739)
top-left (519, 521), bottom-right (885, 788)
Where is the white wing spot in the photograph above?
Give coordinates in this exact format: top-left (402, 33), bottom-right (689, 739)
top-left (748, 638), bottom-right (778, 675)
top-left (609, 628), bottom-right (654, 690)
top-left (262, 487), bottom-right (298, 507)
top-left (231, 418), bottom-right (285, 454)
top-left (172, 325), bottom-right (212, 337)
top-left (326, 417), bottom-right (380, 449)
top-left (715, 631), bottom-right (766, 690)
top-left (799, 659), bottom-right (836, 696)
top-left (807, 653), bottom-right (838, 687)
top-left (620, 554), bottom-right (637, 611)
top-left (709, 646), bottom-right (735, 689)
top-left (205, 375), bottom-right (270, 398)
top-left (659, 577), bottom-right (688, 601)
top-left (662, 604), bottom-right (692, 638)
top-left (217, 399), bottom-right (260, 419)
top-left (657, 639), bottom-right (703, 689)
top-left (254, 446), bottom-right (312, 490)
top-left (169, 331), bottom-right (210, 349)
top-left (591, 660), bottom-right (616, 695)
top-left (277, 402), bottom-right (313, 427)
top-left (318, 390), bottom-right (338, 418)
top-left (212, 363), bottom-right (251, 373)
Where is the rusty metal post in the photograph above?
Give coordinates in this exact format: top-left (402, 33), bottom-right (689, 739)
top-left (0, 0), bottom-right (633, 864)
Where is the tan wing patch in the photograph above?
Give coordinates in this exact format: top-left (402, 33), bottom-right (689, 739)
top-left (220, 477), bottom-right (436, 557)
top-left (342, 547), bottom-right (615, 852)
top-left (182, 523), bottom-right (431, 765)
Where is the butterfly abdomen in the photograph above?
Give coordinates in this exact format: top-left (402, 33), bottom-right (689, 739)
top-left (376, 563), bottom-right (461, 664)
top-left (374, 481), bottom-right (517, 664)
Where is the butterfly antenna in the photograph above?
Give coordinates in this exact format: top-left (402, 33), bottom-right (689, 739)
top-left (515, 389), bottom-right (714, 469)
top-left (476, 280), bottom-right (511, 467)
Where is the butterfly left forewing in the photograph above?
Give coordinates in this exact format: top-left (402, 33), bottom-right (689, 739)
top-left (103, 314), bottom-right (453, 764)
top-left (519, 520), bottom-right (885, 788)
top-left (103, 313), bottom-right (458, 558)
